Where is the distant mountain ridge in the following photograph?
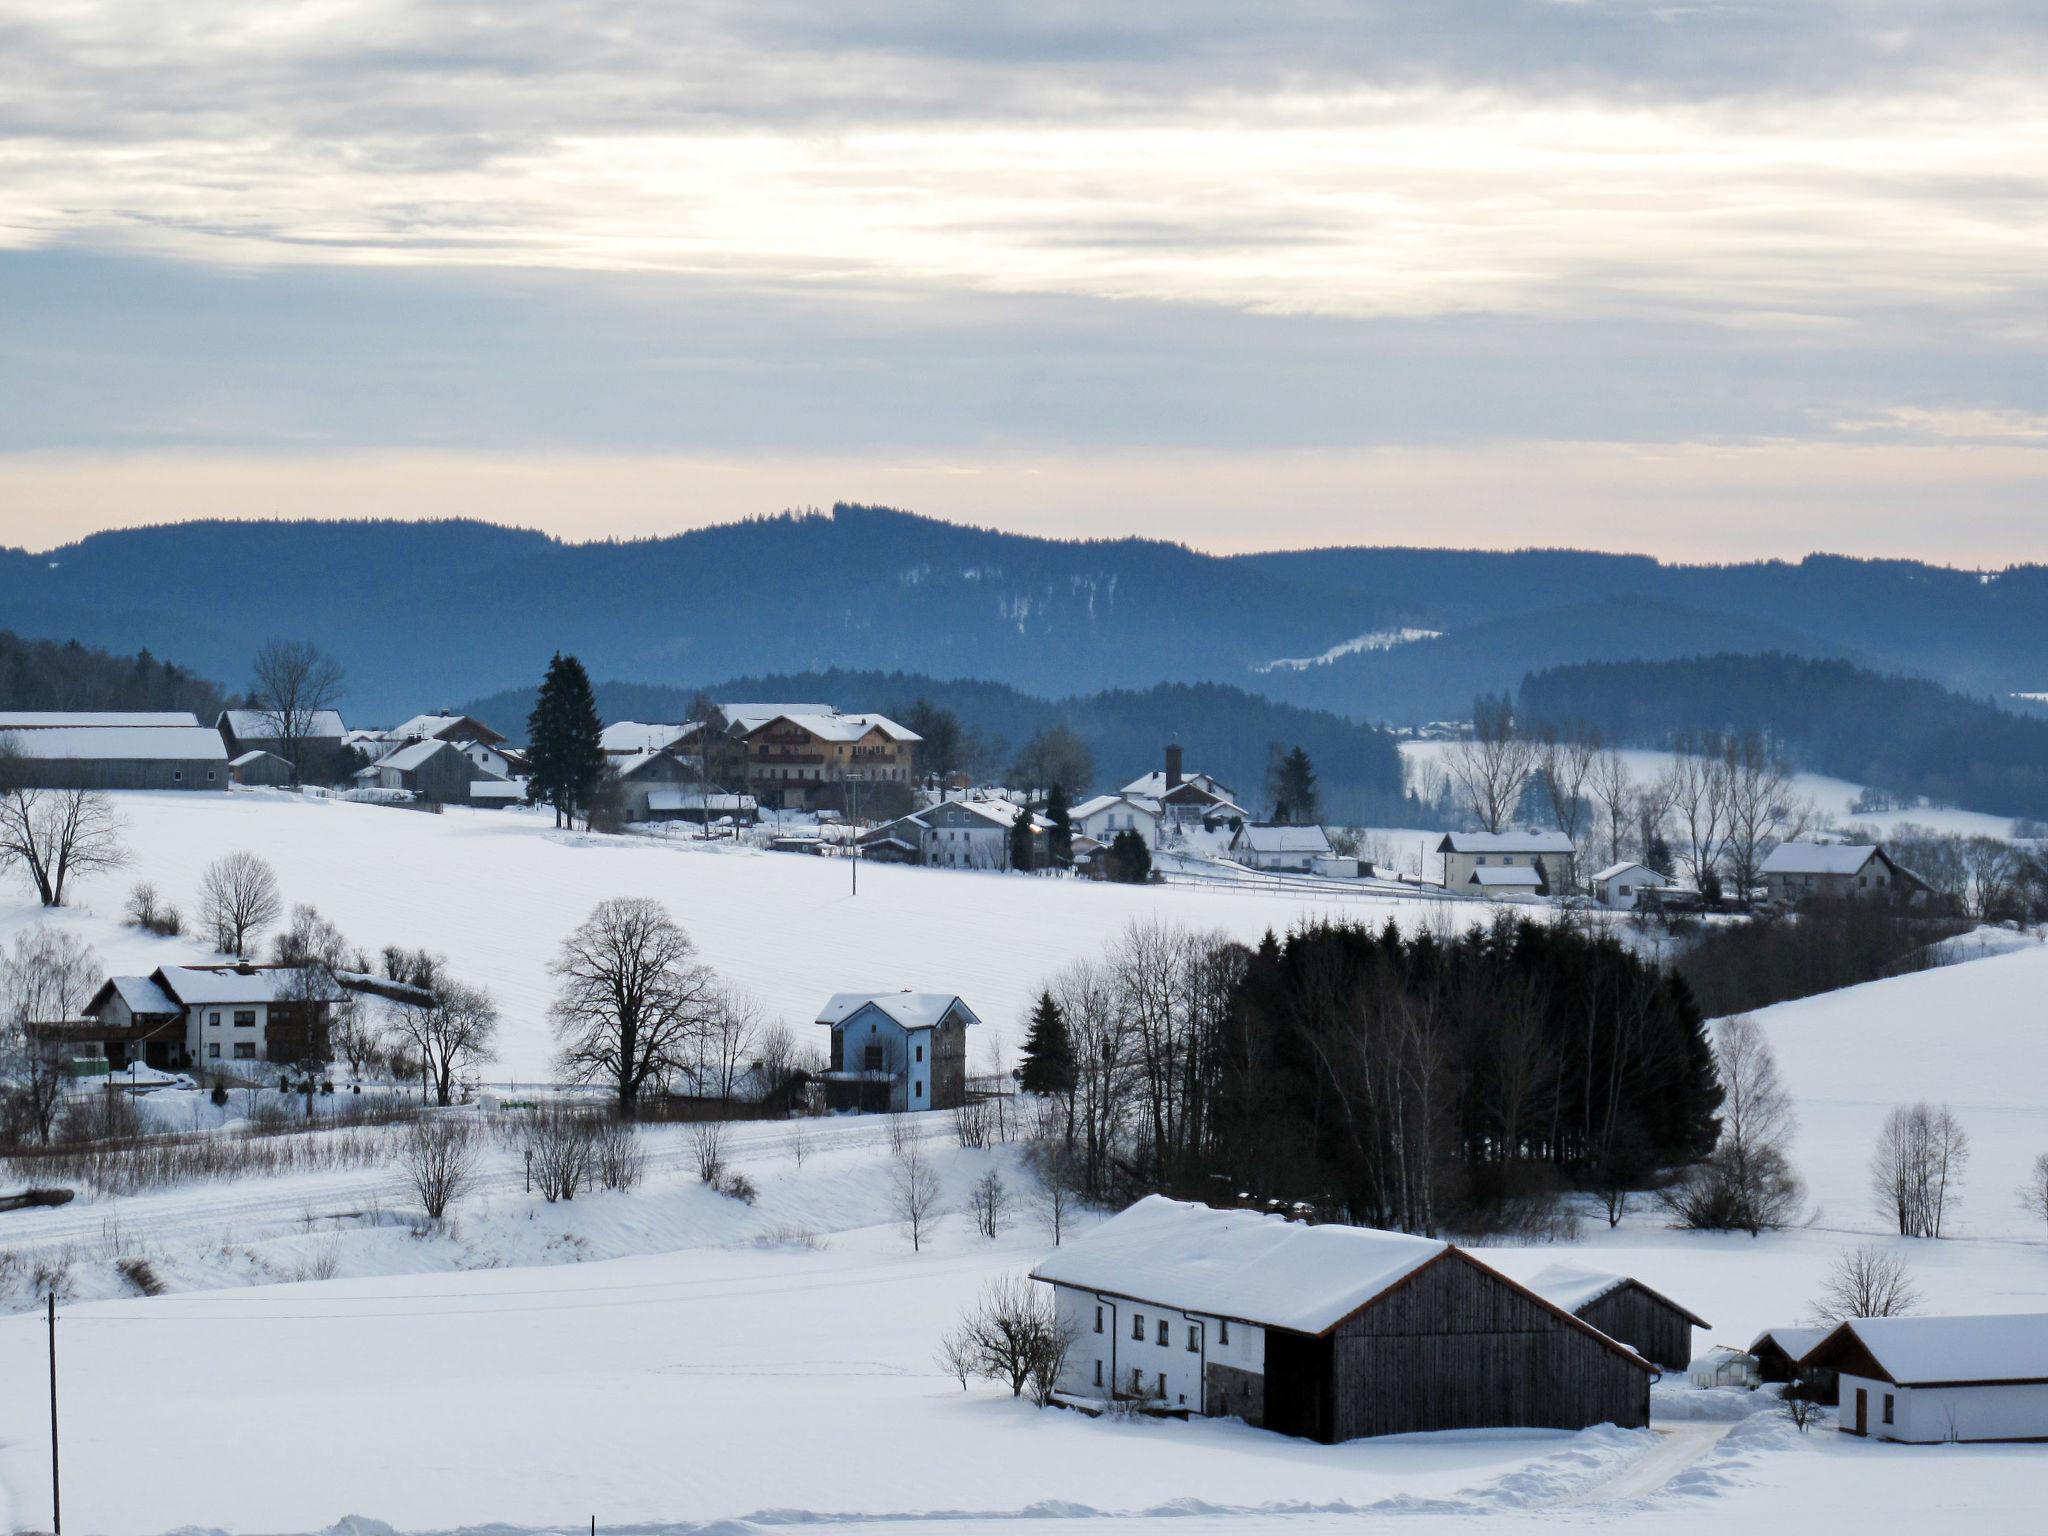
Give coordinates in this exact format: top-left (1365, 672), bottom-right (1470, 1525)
top-left (5, 505), bottom-right (2045, 722)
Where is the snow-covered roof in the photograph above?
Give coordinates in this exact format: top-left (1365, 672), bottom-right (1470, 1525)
top-left (230, 750), bottom-right (289, 767)
top-left (0, 711), bottom-right (202, 729)
top-left (219, 709), bottom-right (346, 739)
top-left (156, 965), bottom-right (344, 1005)
top-left (720, 702), bottom-right (834, 729)
top-left (1234, 823), bottom-right (1333, 855)
top-left (1528, 1265), bottom-right (1710, 1328)
top-left (1123, 770), bottom-right (1233, 800)
top-left (1437, 829), bottom-right (1576, 854)
top-left (386, 713), bottom-right (504, 745)
top-left (1073, 793), bottom-right (1160, 821)
top-left (0, 726), bottom-right (229, 762)
top-left (1469, 865), bottom-right (1544, 887)
top-left (1031, 1196), bottom-right (1449, 1334)
top-left (374, 738), bottom-right (453, 773)
top-left (647, 790), bottom-right (754, 812)
top-left (105, 974), bottom-right (180, 1016)
top-left (1805, 1313), bottom-right (2048, 1386)
top-left (1760, 842), bottom-right (1880, 876)
top-left (1592, 861), bottom-right (1667, 884)
top-left (736, 710), bottom-right (921, 745)
top-left (1749, 1325), bottom-right (1828, 1359)
top-left (814, 992), bottom-right (981, 1031)
top-left (600, 721), bottom-right (694, 754)
top-left (470, 781), bottom-right (528, 799)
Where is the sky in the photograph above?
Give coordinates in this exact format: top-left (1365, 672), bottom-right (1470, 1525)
top-left (1, 1), bottom-right (2045, 563)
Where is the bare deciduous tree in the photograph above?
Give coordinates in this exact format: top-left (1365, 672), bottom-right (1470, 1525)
top-left (248, 638), bottom-right (345, 783)
top-left (1447, 697), bottom-right (1535, 834)
top-left (1665, 1015), bottom-right (1803, 1233)
top-left (690, 1117), bottom-right (725, 1183)
top-left (1535, 725), bottom-right (1599, 873)
top-left (592, 1117), bottom-right (647, 1189)
top-left (1588, 750), bottom-right (1637, 868)
top-left (1871, 1101), bottom-right (1971, 1238)
top-left (525, 1105), bottom-right (594, 1201)
top-left (0, 928), bottom-right (101, 1144)
top-left (398, 1116), bottom-right (479, 1220)
top-left (2019, 1151), bottom-right (2048, 1230)
top-left (968, 1168), bottom-right (1009, 1238)
top-left (549, 897), bottom-right (719, 1116)
top-left (0, 760), bottom-right (129, 908)
top-left (892, 1146), bottom-right (944, 1251)
top-left (1661, 739), bottom-right (1731, 893)
top-left (388, 978), bottom-right (500, 1107)
top-left (1720, 733), bottom-right (1812, 907)
top-left (937, 1275), bottom-right (1077, 1404)
top-left (694, 982), bottom-right (764, 1105)
top-left (198, 851), bottom-right (282, 957)
top-left (1813, 1244), bottom-right (1922, 1324)
top-left (1029, 1140), bottom-right (1083, 1244)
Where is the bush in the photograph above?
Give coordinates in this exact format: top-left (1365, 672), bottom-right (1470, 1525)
top-left (592, 1118), bottom-right (647, 1191)
top-left (398, 1116), bottom-right (480, 1220)
top-left (524, 1106), bottom-right (594, 1202)
top-left (690, 1119), bottom-right (725, 1184)
top-left (717, 1169), bottom-right (758, 1204)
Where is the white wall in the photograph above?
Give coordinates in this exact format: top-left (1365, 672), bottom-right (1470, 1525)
top-left (1843, 1374), bottom-right (2048, 1443)
top-left (1052, 1285), bottom-right (1263, 1411)
top-left (188, 1001), bottom-right (268, 1064)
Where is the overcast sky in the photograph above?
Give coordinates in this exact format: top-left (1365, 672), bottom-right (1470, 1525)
top-left (2, 1), bottom-right (2044, 561)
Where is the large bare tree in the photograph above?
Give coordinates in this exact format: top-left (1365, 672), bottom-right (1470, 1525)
top-left (1719, 733), bottom-right (1812, 907)
top-left (0, 928), bottom-right (101, 1143)
top-left (248, 638), bottom-right (346, 783)
top-left (197, 850), bottom-right (282, 957)
top-left (0, 743), bottom-right (129, 907)
top-left (1447, 697), bottom-right (1535, 834)
top-left (1661, 738), bottom-right (1731, 892)
top-left (549, 897), bottom-right (719, 1115)
top-left (388, 977), bottom-right (500, 1107)
top-left (1587, 750), bottom-right (1636, 868)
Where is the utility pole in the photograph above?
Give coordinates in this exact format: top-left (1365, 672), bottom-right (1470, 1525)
top-left (47, 1289), bottom-right (60, 1535)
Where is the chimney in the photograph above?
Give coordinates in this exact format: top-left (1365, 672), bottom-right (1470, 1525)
top-left (1164, 743), bottom-right (1184, 791)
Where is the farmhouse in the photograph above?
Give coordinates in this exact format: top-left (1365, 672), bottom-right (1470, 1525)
top-left (1435, 829), bottom-right (1575, 893)
top-left (0, 712), bottom-right (229, 790)
top-left (723, 706), bottom-right (920, 812)
top-left (1592, 861), bottom-right (1672, 911)
top-left (1230, 822), bottom-right (1334, 873)
top-left (1123, 745), bottom-right (1247, 834)
top-left (815, 991), bottom-right (977, 1113)
top-left (71, 963), bottom-right (351, 1071)
top-left (1526, 1265), bottom-right (1709, 1372)
top-left (1033, 1197), bottom-right (1652, 1441)
top-left (1800, 1313), bottom-right (2048, 1442)
top-left (1072, 792), bottom-right (1164, 851)
top-left (1760, 842), bottom-right (1925, 904)
top-left (353, 737), bottom-right (509, 805)
top-left (858, 797), bottom-right (1046, 869)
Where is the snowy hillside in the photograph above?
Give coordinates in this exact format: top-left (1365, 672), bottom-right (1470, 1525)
top-left (0, 790), bottom-right (1494, 1080)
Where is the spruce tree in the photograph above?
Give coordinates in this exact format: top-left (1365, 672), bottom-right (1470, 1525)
top-left (527, 653), bottom-right (608, 828)
top-left (1017, 990), bottom-right (1076, 1097)
top-left (1009, 804), bottom-right (1034, 872)
top-left (1045, 783), bottom-right (1073, 867)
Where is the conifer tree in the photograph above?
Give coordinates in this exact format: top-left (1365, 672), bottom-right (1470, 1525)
top-left (1045, 783), bottom-right (1073, 866)
top-left (527, 653), bottom-right (607, 828)
top-left (1017, 990), bottom-right (1076, 1098)
top-left (1009, 804), bottom-right (1034, 872)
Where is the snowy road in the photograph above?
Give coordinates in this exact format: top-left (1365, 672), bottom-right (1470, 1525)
top-left (1555, 1423), bottom-right (1734, 1506)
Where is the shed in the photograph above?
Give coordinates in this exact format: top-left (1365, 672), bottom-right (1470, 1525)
top-left (1749, 1326), bottom-right (1828, 1385)
top-left (1688, 1347), bottom-right (1760, 1391)
top-left (230, 749), bottom-right (295, 787)
top-left (1800, 1313), bottom-right (2048, 1442)
top-left (1591, 861), bottom-right (1672, 911)
top-left (1527, 1265), bottom-right (1709, 1371)
top-left (1033, 1197), bottom-right (1652, 1442)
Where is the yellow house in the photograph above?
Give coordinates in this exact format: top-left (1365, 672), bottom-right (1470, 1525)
top-left (724, 707), bottom-right (921, 810)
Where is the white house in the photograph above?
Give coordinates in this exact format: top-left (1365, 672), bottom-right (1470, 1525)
top-left (1123, 745), bottom-right (1248, 835)
top-left (1592, 861), bottom-right (1672, 910)
top-left (1436, 829), bottom-right (1575, 894)
top-left (1760, 843), bottom-right (1924, 904)
top-left (1229, 822), bottom-right (1334, 872)
top-left (814, 991), bottom-right (978, 1113)
top-left (78, 963), bottom-right (348, 1071)
top-left (1072, 792), bottom-right (1164, 850)
top-left (1801, 1313), bottom-right (2048, 1442)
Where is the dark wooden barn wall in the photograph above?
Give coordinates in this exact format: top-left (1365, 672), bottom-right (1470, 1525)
top-left (1325, 1256), bottom-right (1650, 1440)
top-left (1578, 1285), bottom-right (1693, 1371)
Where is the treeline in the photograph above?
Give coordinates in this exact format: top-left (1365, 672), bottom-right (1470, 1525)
top-left (1024, 914), bottom-right (1722, 1234)
top-left (1519, 652), bottom-right (2048, 820)
top-left (1670, 900), bottom-right (1967, 1019)
top-left (465, 667), bottom-right (1414, 821)
top-left (0, 629), bottom-right (224, 717)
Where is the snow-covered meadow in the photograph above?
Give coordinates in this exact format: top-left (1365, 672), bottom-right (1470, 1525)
top-left (2, 792), bottom-right (2047, 1534)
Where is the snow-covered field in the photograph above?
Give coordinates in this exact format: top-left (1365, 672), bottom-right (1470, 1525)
top-left (1398, 741), bottom-right (2027, 843)
top-left (0, 790), bottom-right (1500, 1081)
top-left (2, 795), bottom-right (2047, 1534)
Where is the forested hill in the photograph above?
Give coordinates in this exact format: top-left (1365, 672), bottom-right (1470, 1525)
top-left (1518, 653), bottom-right (2048, 819)
top-left (464, 669), bottom-right (1411, 822)
top-left (7, 507), bottom-right (2048, 721)
top-left (0, 628), bottom-right (224, 717)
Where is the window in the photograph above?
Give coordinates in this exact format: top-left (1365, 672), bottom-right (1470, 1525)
top-left (233, 1041), bottom-right (255, 1060)
top-left (207, 1042), bottom-right (220, 1059)
top-left (1093, 1359), bottom-right (1103, 1387)
top-left (1094, 1306), bottom-right (1103, 1334)
top-left (209, 1011), bottom-right (221, 1027)
top-left (173, 770), bottom-right (183, 782)
top-left (1502, 855), bottom-right (1515, 865)
top-left (207, 771), bottom-right (216, 782)
top-left (1476, 855), bottom-right (1488, 865)
top-left (915, 1044), bottom-right (924, 1063)
top-left (1132, 1314), bottom-right (1144, 1340)
top-left (234, 1010), bottom-right (256, 1028)
top-left (1132, 1367), bottom-right (1143, 1393)
top-left (863, 1043), bottom-right (883, 1072)
top-left (913, 1080), bottom-right (922, 1098)
top-left (1186, 1325), bottom-right (1199, 1352)
top-left (1883, 1394), bottom-right (1894, 1425)
top-left (1157, 1319), bottom-right (1169, 1346)
top-left (1219, 1320), bottom-right (1230, 1345)
top-left (1157, 1372), bottom-right (1166, 1398)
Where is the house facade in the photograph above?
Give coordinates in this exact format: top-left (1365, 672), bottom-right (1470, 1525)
top-left (1072, 792), bottom-right (1164, 851)
top-left (78, 963), bottom-right (349, 1071)
top-left (1122, 746), bottom-right (1247, 835)
top-left (1760, 843), bottom-right (1922, 904)
top-left (1436, 830), bottom-right (1575, 894)
top-left (1034, 1197), bottom-right (1652, 1441)
top-left (858, 797), bottom-right (1043, 869)
top-left (1230, 823), bottom-right (1334, 872)
top-left (216, 709), bottom-right (349, 774)
top-left (0, 713), bottom-right (230, 790)
top-left (814, 992), bottom-right (978, 1112)
top-left (1527, 1266), bottom-right (1709, 1372)
top-left (724, 707), bottom-right (920, 812)
top-left (1591, 861), bottom-right (1672, 911)
top-left (1801, 1314), bottom-right (2048, 1442)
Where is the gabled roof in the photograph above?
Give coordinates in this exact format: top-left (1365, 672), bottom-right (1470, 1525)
top-left (0, 711), bottom-right (201, 729)
top-left (1760, 842), bottom-right (1883, 877)
top-left (1801, 1313), bottom-right (2048, 1387)
top-left (0, 726), bottom-right (229, 762)
top-left (219, 709), bottom-right (346, 740)
top-left (1233, 823), bottom-right (1333, 855)
top-left (719, 702), bottom-right (835, 730)
top-left (1124, 769), bottom-right (1233, 800)
top-left (600, 721), bottom-right (696, 754)
top-left (1748, 1325), bottom-right (1828, 1360)
top-left (230, 749), bottom-right (290, 768)
top-left (387, 713), bottom-right (505, 746)
top-left (372, 737), bottom-right (455, 773)
top-left (1592, 861), bottom-right (1667, 884)
top-left (1437, 829), bottom-right (1576, 854)
top-left (1469, 865), bottom-right (1544, 887)
top-left (155, 964), bottom-right (345, 1006)
top-left (734, 710), bottom-right (921, 745)
top-left (814, 992), bottom-right (981, 1031)
top-left (1528, 1265), bottom-right (1710, 1329)
top-left (1072, 792), bottom-right (1161, 821)
top-left (92, 974), bottom-right (181, 1017)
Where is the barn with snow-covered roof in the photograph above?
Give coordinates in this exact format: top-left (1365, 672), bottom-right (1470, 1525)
top-left (815, 991), bottom-right (978, 1113)
top-left (1800, 1313), bottom-right (2048, 1442)
top-left (1527, 1265), bottom-right (1710, 1371)
top-left (1032, 1197), bottom-right (1652, 1441)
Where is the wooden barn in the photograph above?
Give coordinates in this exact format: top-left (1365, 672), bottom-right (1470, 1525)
top-left (1749, 1326), bottom-right (1829, 1388)
top-left (1033, 1197), bottom-right (1652, 1442)
top-left (1528, 1265), bottom-right (1710, 1372)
